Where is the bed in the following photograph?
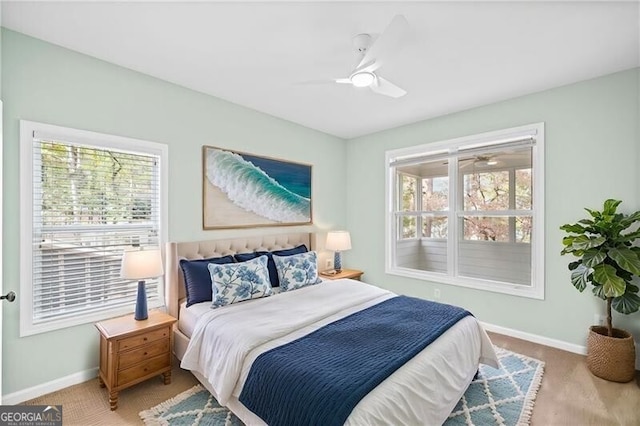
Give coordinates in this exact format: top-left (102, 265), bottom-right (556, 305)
top-left (166, 232), bottom-right (498, 425)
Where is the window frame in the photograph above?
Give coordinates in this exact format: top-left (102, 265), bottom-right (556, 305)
top-left (385, 123), bottom-right (545, 300)
top-left (397, 172), bottom-right (420, 240)
top-left (397, 172), bottom-right (451, 241)
top-left (20, 120), bottom-right (169, 336)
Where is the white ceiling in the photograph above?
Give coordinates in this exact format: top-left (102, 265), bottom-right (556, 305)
top-left (2, 1), bottom-right (639, 139)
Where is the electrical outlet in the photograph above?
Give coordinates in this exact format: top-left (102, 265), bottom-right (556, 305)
top-left (434, 288), bottom-right (441, 299)
top-left (593, 314), bottom-right (605, 326)
top-left (325, 259), bottom-right (332, 268)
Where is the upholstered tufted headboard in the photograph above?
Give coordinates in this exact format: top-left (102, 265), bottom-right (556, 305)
top-left (165, 233), bottom-right (313, 319)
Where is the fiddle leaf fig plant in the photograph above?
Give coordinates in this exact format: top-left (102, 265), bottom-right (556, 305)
top-left (560, 199), bottom-right (640, 337)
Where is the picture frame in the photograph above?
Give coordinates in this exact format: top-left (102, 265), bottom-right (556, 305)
top-left (202, 145), bottom-right (313, 229)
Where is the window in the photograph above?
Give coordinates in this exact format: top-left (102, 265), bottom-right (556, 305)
top-left (385, 123), bottom-right (544, 299)
top-left (20, 121), bottom-right (168, 336)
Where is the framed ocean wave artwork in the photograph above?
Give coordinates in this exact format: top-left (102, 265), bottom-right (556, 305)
top-left (202, 146), bottom-right (313, 229)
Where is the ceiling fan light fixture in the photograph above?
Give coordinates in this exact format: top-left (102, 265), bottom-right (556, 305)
top-left (486, 160), bottom-right (498, 166)
top-left (350, 71), bottom-right (375, 87)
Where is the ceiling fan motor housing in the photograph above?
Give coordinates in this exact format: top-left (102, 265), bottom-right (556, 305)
top-left (353, 33), bottom-right (372, 53)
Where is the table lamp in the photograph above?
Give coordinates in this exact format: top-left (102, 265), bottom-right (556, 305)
top-left (326, 231), bottom-right (352, 273)
top-left (120, 247), bottom-right (164, 320)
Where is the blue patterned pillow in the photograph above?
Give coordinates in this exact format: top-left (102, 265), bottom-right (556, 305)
top-left (208, 255), bottom-right (273, 308)
top-left (180, 255), bottom-right (235, 307)
top-left (273, 251), bottom-right (322, 292)
top-left (234, 244), bottom-right (308, 287)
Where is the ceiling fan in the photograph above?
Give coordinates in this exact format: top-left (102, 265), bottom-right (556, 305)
top-left (308, 15), bottom-right (410, 98)
top-left (459, 151), bottom-right (532, 170)
top-left (448, 156), bottom-right (500, 170)
top-left (465, 156), bottom-right (500, 168)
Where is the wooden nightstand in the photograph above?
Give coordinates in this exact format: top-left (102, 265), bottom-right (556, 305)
top-left (95, 310), bottom-right (176, 410)
top-left (320, 269), bottom-right (364, 281)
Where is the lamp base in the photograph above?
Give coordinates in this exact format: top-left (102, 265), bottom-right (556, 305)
top-left (334, 251), bottom-right (342, 273)
top-left (135, 280), bottom-right (148, 321)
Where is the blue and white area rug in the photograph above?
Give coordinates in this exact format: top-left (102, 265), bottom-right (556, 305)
top-left (444, 346), bottom-right (545, 426)
top-left (140, 347), bottom-right (544, 426)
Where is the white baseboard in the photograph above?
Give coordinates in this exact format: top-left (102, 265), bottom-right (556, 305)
top-left (2, 367), bottom-right (98, 405)
top-left (481, 321), bottom-right (588, 355)
top-left (482, 321), bottom-right (640, 370)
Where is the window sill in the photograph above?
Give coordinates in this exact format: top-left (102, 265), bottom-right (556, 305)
top-left (385, 266), bottom-right (544, 300)
top-left (20, 299), bottom-right (165, 337)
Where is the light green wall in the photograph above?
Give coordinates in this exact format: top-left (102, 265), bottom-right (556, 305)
top-left (0, 26), bottom-right (3, 99)
top-left (346, 68), bottom-right (640, 350)
top-left (1, 29), bottom-right (346, 396)
top-left (0, 7), bottom-right (3, 98)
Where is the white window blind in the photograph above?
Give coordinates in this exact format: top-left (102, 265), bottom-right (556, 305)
top-left (20, 121), bottom-right (168, 336)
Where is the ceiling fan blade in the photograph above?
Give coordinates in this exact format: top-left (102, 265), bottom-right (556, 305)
top-left (351, 59), bottom-right (379, 75)
top-left (370, 76), bottom-right (406, 98)
top-left (295, 78), bottom-right (351, 85)
top-left (357, 15), bottom-right (410, 71)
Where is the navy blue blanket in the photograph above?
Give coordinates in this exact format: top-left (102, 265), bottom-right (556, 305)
top-left (239, 295), bottom-right (471, 426)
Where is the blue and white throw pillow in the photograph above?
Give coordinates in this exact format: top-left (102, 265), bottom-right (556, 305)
top-left (273, 251), bottom-right (322, 292)
top-left (208, 255), bottom-right (272, 308)
top-left (180, 255), bottom-right (236, 307)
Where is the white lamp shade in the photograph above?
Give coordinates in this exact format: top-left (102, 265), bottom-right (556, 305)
top-left (120, 248), bottom-right (164, 280)
top-left (326, 231), bottom-right (352, 251)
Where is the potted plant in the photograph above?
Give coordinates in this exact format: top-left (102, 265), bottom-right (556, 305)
top-left (560, 199), bottom-right (640, 382)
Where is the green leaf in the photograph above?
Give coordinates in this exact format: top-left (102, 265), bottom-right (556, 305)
top-left (608, 247), bottom-right (640, 275)
top-left (561, 236), bottom-right (575, 247)
top-left (592, 264), bottom-right (626, 297)
top-left (570, 265), bottom-right (591, 292)
top-left (592, 284), bottom-right (607, 300)
top-left (578, 219), bottom-right (594, 226)
top-left (571, 235), bottom-right (606, 251)
top-left (568, 261), bottom-right (581, 271)
top-left (582, 249), bottom-right (606, 268)
top-left (584, 208), bottom-right (600, 218)
top-left (612, 292), bottom-right (640, 315)
top-left (618, 230), bottom-right (640, 243)
top-left (560, 223), bottom-right (586, 234)
top-left (619, 211), bottom-right (640, 228)
top-left (617, 268), bottom-right (633, 282)
top-left (603, 199), bottom-right (622, 215)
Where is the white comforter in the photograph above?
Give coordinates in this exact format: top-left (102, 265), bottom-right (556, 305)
top-left (181, 279), bottom-right (498, 425)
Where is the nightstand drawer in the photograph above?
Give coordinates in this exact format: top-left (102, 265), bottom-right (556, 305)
top-left (118, 338), bottom-right (170, 370)
top-left (118, 327), bottom-right (170, 351)
top-left (117, 353), bottom-right (170, 387)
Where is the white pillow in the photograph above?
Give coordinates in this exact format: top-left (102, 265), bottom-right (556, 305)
top-left (273, 251), bottom-right (322, 292)
top-left (208, 255), bottom-right (272, 308)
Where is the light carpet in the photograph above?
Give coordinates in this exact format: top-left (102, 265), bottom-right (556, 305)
top-left (140, 347), bottom-right (544, 426)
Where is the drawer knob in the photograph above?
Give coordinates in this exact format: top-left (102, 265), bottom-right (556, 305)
top-left (144, 352), bottom-right (148, 355)
top-left (143, 337), bottom-right (148, 341)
